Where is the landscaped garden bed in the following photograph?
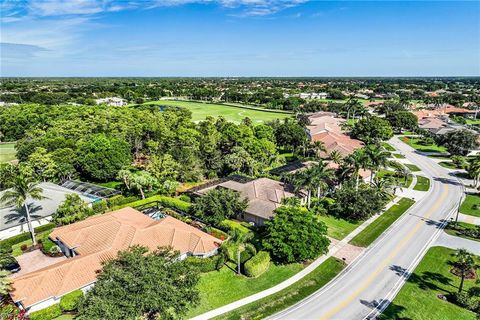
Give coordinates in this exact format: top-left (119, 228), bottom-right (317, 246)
top-left (445, 222), bottom-right (480, 242)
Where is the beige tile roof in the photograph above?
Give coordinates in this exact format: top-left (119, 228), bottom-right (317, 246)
top-left (10, 208), bottom-right (221, 308)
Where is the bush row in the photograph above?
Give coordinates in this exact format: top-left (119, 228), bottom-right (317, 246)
top-left (59, 289), bottom-right (83, 312)
top-left (186, 254), bottom-right (224, 273)
top-left (29, 304), bottom-right (61, 320)
top-left (0, 223), bottom-right (55, 253)
top-left (244, 251), bottom-right (271, 278)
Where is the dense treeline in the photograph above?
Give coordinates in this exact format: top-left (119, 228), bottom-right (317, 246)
top-left (0, 104), bottom-right (300, 183)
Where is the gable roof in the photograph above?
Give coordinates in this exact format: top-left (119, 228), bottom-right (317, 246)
top-left (10, 208), bottom-right (221, 308)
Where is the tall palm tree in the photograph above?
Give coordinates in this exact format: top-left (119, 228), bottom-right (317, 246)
top-left (365, 144), bottom-right (390, 183)
top-left (309, 141), bottom-right (327, 160)
top-left (290, 170), bottom-right (316, 208)
top-left (310, 162), bottom-right (335, 200)
top-left (345, 148), bottom-right (369, 190)
top-left (454, 249), bottom-right (475, 293)
top-left (372, 176), bottom-right (396, 200)
top-left (467, 158), bottom-right (480, 188)
top-left (0, 176), bottom-right (46, 245)
top-left (230, 229), bottom-right (255, 275)
top-left (0, 270), bottom-right (11, 295)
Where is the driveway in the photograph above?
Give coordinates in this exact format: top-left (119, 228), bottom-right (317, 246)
top-left (435, 233), bottom-right (480, 255)
top-left (12, 250), bottom-right (66, 278)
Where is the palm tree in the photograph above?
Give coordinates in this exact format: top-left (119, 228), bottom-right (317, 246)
top-left (365, 144), bottom-right (390, 183)
top-left (454, 249), bottom-right (475, 293)
top-left (289, 169), bottom-right (316, 208)
top-left (230, 229), bottom-right (255, 275)
top-left (0, 175), bottom-right (46, 245)
top-left (394, 166), bottom-right (412, 186)
top-left (309, 141), bottom-right (327, 160)
top-left (310, 162), bottom-right (335, 200)
top-left (329, 150), bottom-right (343, 165)
top-left (372, 176), bottom-right (396, 200)
top-left (345, 148), bottom-right (369, 190)
top-left (0, 270), bottom-right (11, 296)
top-left (467, 158), bottom-right (480, 188)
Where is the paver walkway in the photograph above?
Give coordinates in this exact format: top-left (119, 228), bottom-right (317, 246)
top-left (12, 249), bottom-right (66, 278)
top-left (435, 232), bottom-right (480, 255)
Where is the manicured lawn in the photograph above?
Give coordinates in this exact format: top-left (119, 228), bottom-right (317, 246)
top-left (376, 170), bottom-right (413, 188)
top-left (404, 163), bottom-right (421, 172)
top-left (53, 316), bottom-right (74, 320)
top-left (445, 222), bottom-right (479, 242)
top-left (317, 214), bottom-right (362, 240)
top-left (186, 262), bottom-right (304, 317)
top-left (413, 176), bottom-right (430, 191)
top-left (439, 161), bottom-right (457, 169)
top-left (213, 257), bottom-right (345, 320)
top-left (460, 194), bottom-right (480, 217)
top-left (98, 181), bottom-right (122, 189)
top-left (142, 100), bottom-right (292, 123)
top-left (0, 143), bottom-right (16, 163)
top-left (400, 137), bottom-right (447, 153)
top-left (466, 118), bottom-right (480, 125)
top-left (380, 246), bottom-right (478, 320)
top-left (392, 153), bottom-right (405, 159)
top-left (349, 198), bottom-right (415, 247)
top-left (382, 143), bottom-right (396, 152)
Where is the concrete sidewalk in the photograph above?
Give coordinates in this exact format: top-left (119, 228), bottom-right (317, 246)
top-left (457, 212), bottom-right (480, 226)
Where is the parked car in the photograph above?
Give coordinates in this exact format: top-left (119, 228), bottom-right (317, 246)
top-left (0, 254), bottom-right (21, 273)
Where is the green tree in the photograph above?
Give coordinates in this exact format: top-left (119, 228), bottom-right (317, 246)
top-left (76, 134), bottom-right (132, 181)
top-left (192, 188), bottom-right (248, 225)
top-left (77, 246), bottom-right (199, 320)
top-left (386, 111), bottom-right (418, 132)
top-left (454, 249), bottom-right (476, 293)
top-left (263, 206), bottom-right (330, 263)
top-left (0, 270), bottom-right (11, 295)
top-left (129, 171), bottom-right (158, 199)
top-left (345, 148), bottom-right (370, 190)
top-left (53, 193), bottom-right (93, 226)
top-left (438, 129), bottom-right (479, 156)
top-left (0, 163), bottom-right (17, 190)
top-left (0, 175), bottom-right (45, 245)
top-left (332, 182), bottom-right (386, 220)
top-left (351, 116), bottom-right (393, 144)
top-left (365, 144), bottom-right (389, 183)
top-left (26, 147), bottom-right (57, 182)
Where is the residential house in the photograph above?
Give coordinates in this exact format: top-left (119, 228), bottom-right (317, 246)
top-left (194, 177), bottom-right (302, 226)
top-left (95, 97), bottom-right (126, 107)
top-left (10, 207), bottom-right (221, 312)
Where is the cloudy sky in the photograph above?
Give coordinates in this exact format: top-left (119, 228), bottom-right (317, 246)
top-left (1, 0), bottom-right (479, 76)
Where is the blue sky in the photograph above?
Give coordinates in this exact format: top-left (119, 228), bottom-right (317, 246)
top-left (1, 0), bottom-right (479, 76)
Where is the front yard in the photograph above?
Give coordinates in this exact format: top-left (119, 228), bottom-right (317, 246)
top-left (400, 136), bottom-right (447, 154)
top-left (380, 246), bottom-right (478, 320)
top-left (460, 194), bottom-right (480, 217)
top-left (317, 214), bottom-right (362, 240)
top-left (186, 262), bottom-right (304, 317)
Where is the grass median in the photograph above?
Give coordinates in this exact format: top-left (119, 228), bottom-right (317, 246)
top-left (212, 257), bottom-right (345, 320)
top-left (413, 176), bottom-right (430, 191)
top-left (349, 198), bottom-right (415, 247)
top-left (460, 194), bottom-right (480, 217)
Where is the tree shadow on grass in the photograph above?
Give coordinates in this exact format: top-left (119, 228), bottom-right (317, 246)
top-left (360, 299), bottom-right (411, 320)
top-left (389, 264), bottom-right (452, 292)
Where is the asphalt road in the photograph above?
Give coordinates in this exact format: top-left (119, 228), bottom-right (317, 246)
top-left (269, 137), bottom-right (465, 320)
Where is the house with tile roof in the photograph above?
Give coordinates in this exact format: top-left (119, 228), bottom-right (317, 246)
top-left (9, 207), bottom-right (222, 312)
top-left (306, 112), bottom-right (364, 157)
top-left (194, 177), bottom-right (302, 226)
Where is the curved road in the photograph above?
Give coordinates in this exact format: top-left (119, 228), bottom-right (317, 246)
top-left (269, 137), bottom-right (464, 320)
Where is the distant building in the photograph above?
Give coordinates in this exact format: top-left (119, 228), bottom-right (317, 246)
top-left (95, 97), bottom-right (126, 107)
top-left (299, 92), bottom-right (329, 100)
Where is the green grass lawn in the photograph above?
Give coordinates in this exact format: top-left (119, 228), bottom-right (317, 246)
top-left (392, 153), bottom-right (406, 159)
top-left (0, 143), bottom-right (16, 163)
top-left (465, 118), bottom-right (480, 125)
top-left (460, 194), bottom-right (480, 217)
top-left (404, 163), bottom-right (421, 172)
top-left (382, 143), bottom-right (396, 152)
top-left (349, 198), bottom-right (415, 247)
top-left (141, 100), bottom-right (292, 123)
top-left (317, 214), bottom-right (362, 240)
top-left (439, 161), bottom-right (458, 169)
top-left (213, 257), bottom-right (345, 320)
top-left (376, 170), bottom-right (413, 188)
top-left (53, 316), bottom-right (74, 320)
top-left (186, 262), bottom-right (304, 317)
top-left (400, 137), bottom-right (447, 154)
top-left (413, 176), bottom-right (430, 191)
top-left (445, 222), bottom-right (479, 242)
top-left (380, 246), bottom-right (478, 320)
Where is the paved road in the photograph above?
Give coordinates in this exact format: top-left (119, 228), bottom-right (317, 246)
top-left (270, 137), bottom-right (465, 320)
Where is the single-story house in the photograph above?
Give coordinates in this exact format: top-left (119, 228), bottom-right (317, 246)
top-left (0, 183), bottom-right (94, 240)
top-left (10, 207), bottom-right (221, 312)
top-left (194, 177), bottom-right (302, 226)
top-left (305, 112), bottom-right (364, 157)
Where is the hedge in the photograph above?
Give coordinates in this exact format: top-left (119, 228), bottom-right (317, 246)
top-left (29, 304), bottom-right (62, 320)
top-left (244, 251), bottom-right (270, 278)
top-left (186, 255), bottom-right (224, 273)
top-left (0, 223), bottom-right (55, 253)
top-left (112, 195), bottom-right (192, 212)
top-left (40, 238), bottom-right (57, 254)
top-left (59, 289), bottom-right (83, 312)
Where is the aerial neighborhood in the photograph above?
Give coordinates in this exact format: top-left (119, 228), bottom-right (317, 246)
top-left (0, 1), bottom-right (479, 319)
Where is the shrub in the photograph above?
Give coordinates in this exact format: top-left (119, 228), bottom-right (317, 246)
top-left (29, 304), bottom-right (62, 320)
top-left (206, 227), bottom-right (228, 241)
top-left (244, 251), bottom-right (271, 278)
top-left (20, 244), bottom-right (28, 251)
top-left (178, 194), bottom-right (191, 203)
top-left (186, 255), bottom-right (223, 273)
top-left (40, 238), bottom-right (56, 254)
top-left (0, 223), bottom-right (55, 253)
top-left (59, 289), bottom-right (83, 312)
top-left (92, 200), bottom-right (108, 213)
top-left (157, 196), bottom-right (192, 212)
